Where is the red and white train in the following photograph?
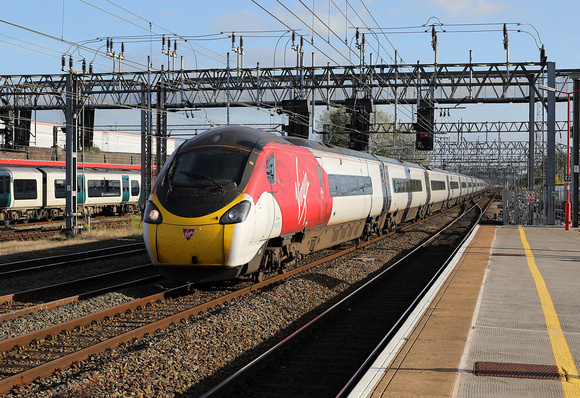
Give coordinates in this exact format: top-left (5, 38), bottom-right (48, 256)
top-left (143, 126), bottom-right (486, 283)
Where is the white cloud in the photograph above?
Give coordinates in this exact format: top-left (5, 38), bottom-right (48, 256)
top-left (429, 0), bottom-right (510, 19)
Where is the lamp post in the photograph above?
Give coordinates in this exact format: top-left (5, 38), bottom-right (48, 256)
top-left (539, 84), bottom-right (580, 230)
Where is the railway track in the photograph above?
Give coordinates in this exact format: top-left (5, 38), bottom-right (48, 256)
top-left (0, 196), bottom-right (487, 396)
top-left (201, 195), bottom-right (492, 397)
top-left (0, 216), bottom-right (136, 242)
top-left (0, 265), bottom-right (162, 322)
top-left (0, 242), bottom-right (145, 277)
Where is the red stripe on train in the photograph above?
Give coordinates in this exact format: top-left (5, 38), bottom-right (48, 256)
top-left (0, 158), bottom-right (151, 170)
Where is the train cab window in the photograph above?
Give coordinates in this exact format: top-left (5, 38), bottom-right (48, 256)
top-left (14, 179), bottom-right (37, 200)
top-left (266, 153), bottom-right (276, 184)
top-left (317, 165), bottom-right (323, 187)
top-left (131, 180), bottom-right (140, 196)
top-left (54, 179), bottom-right (67, 198)
top-left (170, 147), bottom-right (249, 188)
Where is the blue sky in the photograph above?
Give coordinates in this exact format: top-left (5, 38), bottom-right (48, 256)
top-left (0, 0), bottom-right (577, 139)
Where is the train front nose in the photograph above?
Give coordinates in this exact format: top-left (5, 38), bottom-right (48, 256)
top-left (154, 222), bottom-right (226, 265)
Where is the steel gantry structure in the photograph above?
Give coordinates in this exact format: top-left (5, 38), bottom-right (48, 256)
top-left (1, 60), bottom-right (579, 230)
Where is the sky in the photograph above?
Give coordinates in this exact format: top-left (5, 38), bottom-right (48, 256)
top-left (0, 0), bottom-right (578, 142)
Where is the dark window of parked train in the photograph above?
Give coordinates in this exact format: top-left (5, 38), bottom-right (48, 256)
top-left (131, 180), bottom-right (140, 196)
top-left (327, 174), bottom-right (372, 197)
top-left (461, 182), bottom-right (467, 188)
top-left (431, 180), bottom-right (446, 191)
top-left (393, 178), bottom-right (422, 193)
top-left (54, 179), bottom-right (67, 198)
top-left (14, 179), bottom-right (37, 200)
top-left (88, 179), bottom-right (121, 197)
top-left (450, 181), bottom-right (459, 189)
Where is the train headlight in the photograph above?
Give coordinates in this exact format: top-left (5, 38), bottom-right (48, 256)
top-left (220, 200), bottom-right (251, 224)
top-left (143, 201), bottom-right (163, 224)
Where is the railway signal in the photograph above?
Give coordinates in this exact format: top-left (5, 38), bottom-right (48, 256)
top-left (415, 99), bottom-right (434, 150)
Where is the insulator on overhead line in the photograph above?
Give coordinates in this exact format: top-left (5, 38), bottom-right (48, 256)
top-left (121, 42), bottom-right (125, 55)
top-left (162, 35), bottom-right (165, 49)
top-left (503, 23), bottom-right (508, 50)
top-left (240, 36), bottom-right (243, 49)
top-left (89, 62), bottom-right (93, 75)
top-left (174, 41), bottom-right (177, 52)
top-left (61, 55), bottom-right (66, 71)
top-left (69, 55), bottom-right (73, 70)
top-left (82, 59), bottom-right (86, 73)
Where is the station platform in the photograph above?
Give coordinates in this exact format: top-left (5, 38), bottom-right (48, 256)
top-left (350, 225), bottom-right (580, 398)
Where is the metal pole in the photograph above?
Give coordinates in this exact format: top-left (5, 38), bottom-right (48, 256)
top-left (573, 79), bottom-right (579, 228)
top-left (546, 62), bottom-right (556, 225)
top-left (227, 52), bottom-right (230, 125)
top-left (65, 73), bottom-right (78, 235)
top-left (529, 84), bottom-right (535, 224)
top-left (565, 93), bottom-right (571, 230)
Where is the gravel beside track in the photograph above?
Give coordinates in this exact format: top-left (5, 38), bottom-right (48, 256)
top-left (1, 208), bottom-right (462, 398)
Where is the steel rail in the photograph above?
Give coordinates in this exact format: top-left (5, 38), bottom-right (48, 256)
top-left (336, 194), bottom-right (494, 397)
top-left (0, 243), bottom-right (145, 276)
top-left (0, 265), bottom-right (160, 322)
top-left (0, 199), bottom-right (474, 395)
top-left (199, 195), bottom-right (490, 397)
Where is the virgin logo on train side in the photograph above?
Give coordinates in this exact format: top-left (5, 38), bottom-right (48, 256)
top-left (295, 158), bottom-right (309, 225)
top-left (183, 228), bottom-right (195, 241)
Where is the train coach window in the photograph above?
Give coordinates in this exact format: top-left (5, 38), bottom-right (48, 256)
top-left (393, 178), bottom-right (422, 193)
top-left (88, 179), bottom-right (121, 197)
top-left (131, 180), bottom-right (140, 196)
top-left (461, 182), bottom-right (467, 188)
top-left (14, 179), bottom-right (37, 200)
top-left (431, 180), bottom-right (446, 191)
top-left (328, 175), bottom-right (339, 196)
top-left (327, 174), bottom-right (372, 197)
top-left (450, 181), bottom-right (459, 190)
top-left (54, 179), bottom-right (67, 198)
top-left (339, 175), bottom-right (349, 196)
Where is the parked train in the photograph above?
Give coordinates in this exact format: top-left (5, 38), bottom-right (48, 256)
top-left (0, 166), bottom-right (141, 223)
top-left (143, 126), bottom-right (486, 283)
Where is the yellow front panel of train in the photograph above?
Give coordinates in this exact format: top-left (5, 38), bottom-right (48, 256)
top-left (156, 223), bottom-right (226, 265)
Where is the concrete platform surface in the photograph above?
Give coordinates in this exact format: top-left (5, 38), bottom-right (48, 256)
top-left (362, 225), bottom-right (580, 398)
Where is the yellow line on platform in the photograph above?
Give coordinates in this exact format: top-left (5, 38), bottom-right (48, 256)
top-left (518, 226), bottom-right (580, 397)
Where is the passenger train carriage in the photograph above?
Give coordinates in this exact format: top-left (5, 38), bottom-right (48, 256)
top-left (143, 126), bottom-right (485, 283)
top-left (0, 166), bottom-right (141, 223)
